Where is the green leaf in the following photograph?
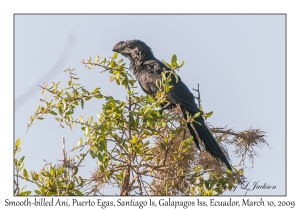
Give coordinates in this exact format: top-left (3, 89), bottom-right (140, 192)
top-left (97, 153), bottom-right (103, 162)
top-left (144, 106), bottom-right (152, 115)
top-left (93, 87), bottom-right (100, 94)
top-left (58, 105), bottom-right (63, 115)
top-left (205, 190), bottom-right (213, 196)
top-left (112, 52), bottom-right (118, 59)
top-left (186, 136), bottom-right (194, 144)
top-left (35, 106), bottom-right (41, 115)
top-left (174, 73), bottom-right (178, 83)
top-left (85, 126), bottom-right (90, 136)
top-left (205, 182), bottom-right (211, 190)
top-left (121, 79), bottom-right (128, 89)
top-left (57, 167), bottom-right (64, 175)
top-left (181, 146), bottom-right (190, 153)
top-left (82, 88), bottom-right (89, 93)
top-left (99, 141), bottom-right (106, 152)
top-left (102, 57), bottom-right (107, 64)
top-left (156, 91), bottom-right (163, 98)
top-left (117, 58), bottom-right (124, 64)
top-left (87, 116), bottom-right (93, 124)
top-left (90, 150), bottom-right (96, 158)
top-left (171, 54), bottom-right (177, 67)
top-left (18, 156), bottom-right (25, 165)
top-left (163, 136), bottom-right (168, 144)
top-left (73, 167), bottom-right (78, 175)
top-left (87, 56), bottom-right (92, 63)
top-left (80, 99), bottom-right (84, 109)
top-left (50, 167), bottom-right (55, 176)
top-left (116, 72), bottom-right (120, 80)
top-left (204, 111), bottom-right (213, 119)
top-left (23, 169), bottom-right (28, 178)
top-left (34, 190), bottom-right (41, 195)
top-left (162, 73), bottom-right (166, 82)
top-left (15, 138), bottom-right (20, 148)
top-left (69, 181), bottom-right (75, 190)
top-left (74, 189), bottom-right (83, 196)
top-left (19, 191), bottom-right (31, 196)
top-left (144, 156), bottom-right (154, 161)
top-left (109, 76), bottom-right (115, 82)
top-left (49, 110), bottom-right (57, 115)
top-left (160, 143), bottom-right (166, 150)
top-left (164, 84), bottom-right (170, 93)
top-left (88, 65), bottom-right (94, 69)
top-left (79, 116), bottom-right (84, 123)
top-left (65, 109), bottom-right (74, 115)
top-left (213, 188), bottom-right (223, 194)
top-left (210, 179), bottom-right (218, 187)
top-left (162, 59), bottom-right (172, 69)
top-left (130, 136), bottom-right (137, 144)
top-left (55, 117), bottom-right (62, 122)
top-left (194, 112), bottom-right (201, 118)
top-left (85, 96), bottom-right (92, 101)
top-left (217, 136), bottom-right (222, 143)
top-left (65, 92), bottom-right (71, 99)
top-left (129, 115), bottom-right (135, 127)
top-left (134, 145), bottom-right (142, 154)
top-left (67, 192), bottom-right (76, 196)
top-left (226, 168), bottom-right (232, 174)
top-left (155, 79), bottom-right (161, 88)
top-left (78, 137), bottom-right (83, 146)
top-left (95, 56), bottom-right (100, 63)
top-left (146, 94), bottom-right (154, 104)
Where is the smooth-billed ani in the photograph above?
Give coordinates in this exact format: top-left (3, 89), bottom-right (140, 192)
top-left (113, 40), bottom-right (232, 170)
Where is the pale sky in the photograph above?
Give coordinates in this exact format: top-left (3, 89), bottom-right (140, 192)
top-left (14, 14), bottom-right (285, 195)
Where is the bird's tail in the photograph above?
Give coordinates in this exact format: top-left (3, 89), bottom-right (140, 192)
top-left (180, 105), bottom-right (232, 170)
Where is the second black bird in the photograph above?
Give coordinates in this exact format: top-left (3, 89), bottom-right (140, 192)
top-left (112, 40), bottom-right (232, 170)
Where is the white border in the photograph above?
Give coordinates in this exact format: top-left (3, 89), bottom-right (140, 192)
top-left (1, 0), bottom-right (299, 209)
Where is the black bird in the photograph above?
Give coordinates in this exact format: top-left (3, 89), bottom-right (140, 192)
top-left (113, 40), bottom-right (232, 170)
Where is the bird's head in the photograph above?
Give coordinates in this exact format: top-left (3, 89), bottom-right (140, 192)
top-left (112, 40), bottom-right (154, 61)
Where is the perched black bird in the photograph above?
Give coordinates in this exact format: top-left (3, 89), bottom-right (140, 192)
top-left (113, 40), bottom-right (232, 170)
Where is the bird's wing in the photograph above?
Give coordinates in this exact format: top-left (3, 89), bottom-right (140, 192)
top-left (135, 60), bottom-right (162, 96)
top-left (167, 77), bottom-right (200, 114)
top-left (142, 60), bottom-right (199, 114)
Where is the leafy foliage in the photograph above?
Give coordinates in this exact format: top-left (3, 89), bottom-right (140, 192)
top-left (14, 53), bottom-right (268, 196)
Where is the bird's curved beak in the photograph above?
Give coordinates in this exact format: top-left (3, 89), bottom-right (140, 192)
top-left (112, 41), bottom-right (125, 53)
top-left (113, 41), bottom-right (132, 56)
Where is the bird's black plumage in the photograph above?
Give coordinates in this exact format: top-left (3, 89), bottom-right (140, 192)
top-left (112, 40), bottom-right (232, 170)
